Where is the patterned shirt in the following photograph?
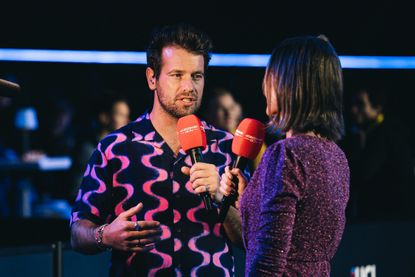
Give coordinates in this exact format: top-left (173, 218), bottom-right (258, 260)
top-left (71, 112), bottom-right (239, 276)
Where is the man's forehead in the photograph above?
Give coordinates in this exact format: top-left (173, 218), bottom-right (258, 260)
top-left (162, 47), bottom-right (176, 58)
top-left (161, 46), bottom-right (204, 63)
top-left (162, 46), bottom-right (178, 58)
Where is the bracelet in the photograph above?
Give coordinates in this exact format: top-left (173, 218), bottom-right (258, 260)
top-left (95, 224), bottom-right (111, 250)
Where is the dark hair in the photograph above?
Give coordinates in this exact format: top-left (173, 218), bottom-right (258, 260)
top-left (146, 24), bottom-right (213, 79)
top-left (207, 87), bottom-right (237, 108)
top-left (263, 35), bottom-right (344, 141)
top-left (97, 92), bottom-right (129, 116)
top-left (201, 87), bottom-right (240, 122)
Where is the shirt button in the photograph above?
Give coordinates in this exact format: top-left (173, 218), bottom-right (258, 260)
top-left (176, 227), bottom-right (181, 233)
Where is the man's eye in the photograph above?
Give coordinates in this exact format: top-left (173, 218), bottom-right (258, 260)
top-left (193, 74), bottom-right (203, 80)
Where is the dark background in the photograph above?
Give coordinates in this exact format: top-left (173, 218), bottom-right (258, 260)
top-left (1, 1), bottom-right (415, 276)
top-left (1, 0), bottom-right (415, 123)
top-left (1, 0), bottom-right (415, 225)
top-left (1, 0), bottom-right (414, 55)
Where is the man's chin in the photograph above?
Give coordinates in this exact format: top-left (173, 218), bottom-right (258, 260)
top-left (169, 107), bottom-right (198, 119)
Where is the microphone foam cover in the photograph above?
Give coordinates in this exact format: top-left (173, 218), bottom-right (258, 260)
top-left (177, 114), bottom-right (207, 152)
top-left (232, 118), bottom-right (265, 160)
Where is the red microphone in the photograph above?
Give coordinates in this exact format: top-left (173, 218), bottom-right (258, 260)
top-left (177, 114), bottom-right (213, 211)
top-left (219, 118), bottom-right (265, 221)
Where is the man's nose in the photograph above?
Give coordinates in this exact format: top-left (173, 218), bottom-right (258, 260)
top-left (181, 76), bottom-right (194, 93)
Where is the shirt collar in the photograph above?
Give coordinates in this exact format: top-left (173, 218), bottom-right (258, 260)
top-left (131, 111), bottom-right (224, 150)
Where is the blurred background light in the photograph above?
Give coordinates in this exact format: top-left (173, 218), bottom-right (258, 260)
top-left (1, 48), bottom-right (415, 69)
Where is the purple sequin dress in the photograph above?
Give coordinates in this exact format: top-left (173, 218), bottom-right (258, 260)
top-left (240, 135), bottom-right (350, 276)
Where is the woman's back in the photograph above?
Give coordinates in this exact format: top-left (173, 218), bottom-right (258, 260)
top-left (240, 134), bottom-right (349, 276)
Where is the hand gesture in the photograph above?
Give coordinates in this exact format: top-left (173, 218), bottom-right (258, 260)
top-left (102, 203), bottom-right (162, 252)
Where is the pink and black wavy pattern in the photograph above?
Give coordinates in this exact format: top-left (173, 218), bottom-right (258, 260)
top-left (72, 113), bottom-right (236, 275)
top-left (137, 133), bottom-right (172, 274)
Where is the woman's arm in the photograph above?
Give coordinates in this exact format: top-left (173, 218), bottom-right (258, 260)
top-left (248, 144), bottom-right (303, 276)
top-left (219, 167), bottom-right (249, 247)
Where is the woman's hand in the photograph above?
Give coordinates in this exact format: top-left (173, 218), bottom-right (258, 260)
top-left (219, 166), bottom-right (248, 209)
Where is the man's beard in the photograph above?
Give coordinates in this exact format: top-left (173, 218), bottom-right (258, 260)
top-left (157, 91), bottom-right (201, 118)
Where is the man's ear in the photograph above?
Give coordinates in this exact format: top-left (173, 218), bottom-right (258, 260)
top-left (146, 67), bottom-right (157, 91)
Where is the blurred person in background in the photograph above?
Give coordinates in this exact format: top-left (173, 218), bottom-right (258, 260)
top-left (71, 94), bottom-right (131, 200)
top-left (204, 88), bottom-right (243, 133)
top-left (203, 87), bottom-right (266, 172)
top-left (39, 97), bottom-right (75, 157)
top-left (341, 87), bottom-right (415, 222)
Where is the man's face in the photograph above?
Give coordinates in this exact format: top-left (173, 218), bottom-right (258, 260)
top-left (151, 46), bottom-right (205, 118)
top-left (215, 94), bottom-right (242, 132)
top-left (111, 101), bottom-right (130, 130)
top-left (351, 91), bottom-right (380, 127)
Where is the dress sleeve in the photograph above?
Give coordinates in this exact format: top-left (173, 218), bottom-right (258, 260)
top-left (248, 143), bottom-right (305, 276)
top-left (70, 142), bottom-right (113, 226)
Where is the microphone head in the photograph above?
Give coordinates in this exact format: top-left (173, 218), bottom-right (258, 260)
top-left (0, 78), bottom-right (20, 98)
top-left (177, 114), bottom-right (207, 153)
top-left (232, 118), bottom-right (265, 160)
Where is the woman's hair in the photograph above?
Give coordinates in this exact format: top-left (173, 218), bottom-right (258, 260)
top-left (146, 24), bottom-right (213, 79)
top-left (263, 35), bottom-right (344, 141)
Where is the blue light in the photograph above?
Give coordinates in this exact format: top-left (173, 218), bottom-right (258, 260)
top-left (339, 56), bottom-right (415, 69)
top-left (1, 48), bottom-right (415, 69)
top-left (0, 49), bottom-right (146, 64)
top-left (210, 54), bottom-right (270, 67)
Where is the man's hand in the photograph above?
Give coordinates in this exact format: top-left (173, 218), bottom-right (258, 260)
top-left (102, 203), bottom-right (162, 252)
top-left (181, 162), bottom-right (222, 203)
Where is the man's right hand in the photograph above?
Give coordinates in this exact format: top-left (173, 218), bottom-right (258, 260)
top-left (102, 203), bottom-right (162, 252)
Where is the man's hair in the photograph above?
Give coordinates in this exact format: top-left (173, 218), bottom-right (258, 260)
top-left (263, 35), bottom-right (344, 141)
top-left (146, 24), bottom-right (213, 79)
top-left (207, 87), bottom-right (236, 109)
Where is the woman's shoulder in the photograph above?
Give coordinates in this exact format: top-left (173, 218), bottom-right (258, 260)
top-left (261, 138), bottom-right (302, 167)
top-left (266, 134), bottom-right (346, 162)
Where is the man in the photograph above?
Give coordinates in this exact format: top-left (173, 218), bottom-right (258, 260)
top-left (71, 95), bottom-right (131, 200)
top-left (203, 88), bottom-right (266, 172)
top-left (342, 88), bottom-right (415, 221)
top-left (204, 88), bottom-right (243, 134)
top-left (70, 24), bottom-right (243, 276)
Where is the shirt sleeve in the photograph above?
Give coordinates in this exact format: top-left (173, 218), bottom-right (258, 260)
top-left (248, 142), bottom-right (305, 276)
top-left (70, 142), bottom-right (113, 226)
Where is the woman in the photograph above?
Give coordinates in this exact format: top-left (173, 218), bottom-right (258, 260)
top-left (220, 35), bottom-right (349, 276)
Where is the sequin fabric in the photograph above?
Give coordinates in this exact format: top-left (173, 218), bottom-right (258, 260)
top-left (240, 134), bottom-right (350, 276)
